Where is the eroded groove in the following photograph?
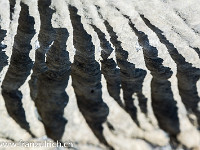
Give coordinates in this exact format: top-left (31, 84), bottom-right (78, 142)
top-left (1, 2), bottom-right (35, 137)
top-left (191, 47), bottom-right (200, 59)
top-left (102, 18), bottom-right (147, 126)
top-left (126, 15), bottom-right (180, 139)
top-left (9, 0), bottom-right (16, 20)
top-left (90, 24), bottom-right (123, 107)
top-left (34, 28), bottom-right (70, 141)
top-left (140, 14), bottom-right (200, 127)
top-left (0, 26), bottom-right (8, 73)
top-left (90, 25), bottom-right (113, 60)
top-left (68, 5), bottom-right (112, 149)
top-left (29, 0), bottom-right (56, 101)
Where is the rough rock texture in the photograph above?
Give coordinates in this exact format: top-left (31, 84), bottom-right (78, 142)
top-left (35, 28), bottom-right (70, 141)
top-left (0, 26), bottom-right (8, 73)
top-left (192, 47), bottom-right (200, 59)
top-left (91, 24), bottom-right (123, 107)
top-left (140, 15), bottom-right (200, 127)
top-left (1, 2), bottom-right (35, 137)
top-left (103, 19), bottom-right (148, 126)
top-left (0, 0), bottom-right (200, 150)
top-left (9, 0), bottom-right (16, 20)
top-left (29, 0), bottom-right (56, 102)
top-left (28, 0), bottom-right (70, 141)
top-left (126, 16), bottom-right (180, 140)
top-left (68, 5), bottom-right (112, 149)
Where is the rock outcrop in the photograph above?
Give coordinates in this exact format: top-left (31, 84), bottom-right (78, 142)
top-left (1, 2), bottom-right (36, 137)
top-left (29, 0), bottom-right (55, 101)
top-left (0, 1), bottom-right (199, 149)
top-left (0, 26), bottom-right (8, 73)
top-left (34, 28), bottom-right (70, 141)
top-left (91, 24), bottom-right (123, 107)
top-left (140, 15), bottom-right (200, 127)
top-left (126, 15), bottom-right (180, 140)
top-left (68, 5), bottom-right (112, 149)
top-left (29, 0), bottom-right (70, 141)
top-left (9, 0), bottom-right (16, 20)
top-left (103, 19), bottom-right (147, 126)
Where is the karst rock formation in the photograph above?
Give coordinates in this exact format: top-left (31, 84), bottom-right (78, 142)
top-left (0, 0), bottom-right (200, 150)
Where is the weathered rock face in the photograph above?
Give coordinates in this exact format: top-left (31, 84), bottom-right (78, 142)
top-left (91, 24), bottom-right (122, 107)
top-left (9, 0), bottom-right (16, 20)
top-left (28, 0), bottom-right (70, 141)
top-left (139, 15), bottom-right (200, 127)
top-left (192, 47), bottom-right (200, 59)
top-left (1, 2), bottom-right (35, 137)
top-left (0, 0), bottom-right (200, 149)
top-left (35, 28), bottom-right (70, 141)
top-left (29, 0), bottom-right (56, 101)
top-left (0, 26), bottom-right (8, 73)
top-left (68, 5), bottom-right (112, 149)
top-left (127, 17), bottom-right (180, 136)
top-left (103, 19), bottom-right (148, 126)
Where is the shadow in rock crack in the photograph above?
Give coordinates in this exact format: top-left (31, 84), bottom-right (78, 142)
top-left (1, 2), bottom-right (36, 137)
top-left (140, 14), bottom-right (200, 128)
top-left (125, 14), bottom-right (181, 141)
top-left (9, 0), bottom-right (16, 20)
top-left (101, 18), bottom-right (147, 126)
top-left (29, 0), bottom-right (56, 102)
top-left (68, 5), bottom-right (113, 150)
top-left (34, 28), bottom-right (70, 141)
top-left (190, 47), bottom-right (200, 59)
top-left (90, 24), bottom-right (123, 107)
top-left (29, 0), bottom-right (70, 141)
top-left (0, 26), bottom-right (8, 73)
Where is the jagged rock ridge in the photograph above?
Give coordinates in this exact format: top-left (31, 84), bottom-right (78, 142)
top-left (1, 2), bottom-right (36, 137)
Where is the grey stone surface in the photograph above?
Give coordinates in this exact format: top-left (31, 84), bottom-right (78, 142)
top-left (0, 0), bottom-right (199, 150)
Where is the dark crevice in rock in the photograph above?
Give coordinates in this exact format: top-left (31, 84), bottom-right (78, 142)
top-left (29, 0), bottom-right (69, 141)
top-left (35, 28), bottom-right (70, 141)
top-left (90, 24), bottom-right (123, 107)
top-left (29, 0), bottom-right (56, 101)
top-left (101, 58), bottom-right (123, 106)
top-left (90, 24), bottom-right (113, 60)
top-left (68, 5), bottom-right (113, 150)
top-left (0, 26), bottom-right (8, 73)
top-left (126, 15), bottom-right (180, 138)
top-left (1, 2), bottom-right (36, 138)
top-left (190, 47), bottom-right (200, 59)
top-left (106, 121), bottom-right (115, 131)
top-left (140, 14), bottom-right (200, 127)
top-left (9, 0), bottom-right (16, 20)
top-left (103, 19), bottom-right (147, 126)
